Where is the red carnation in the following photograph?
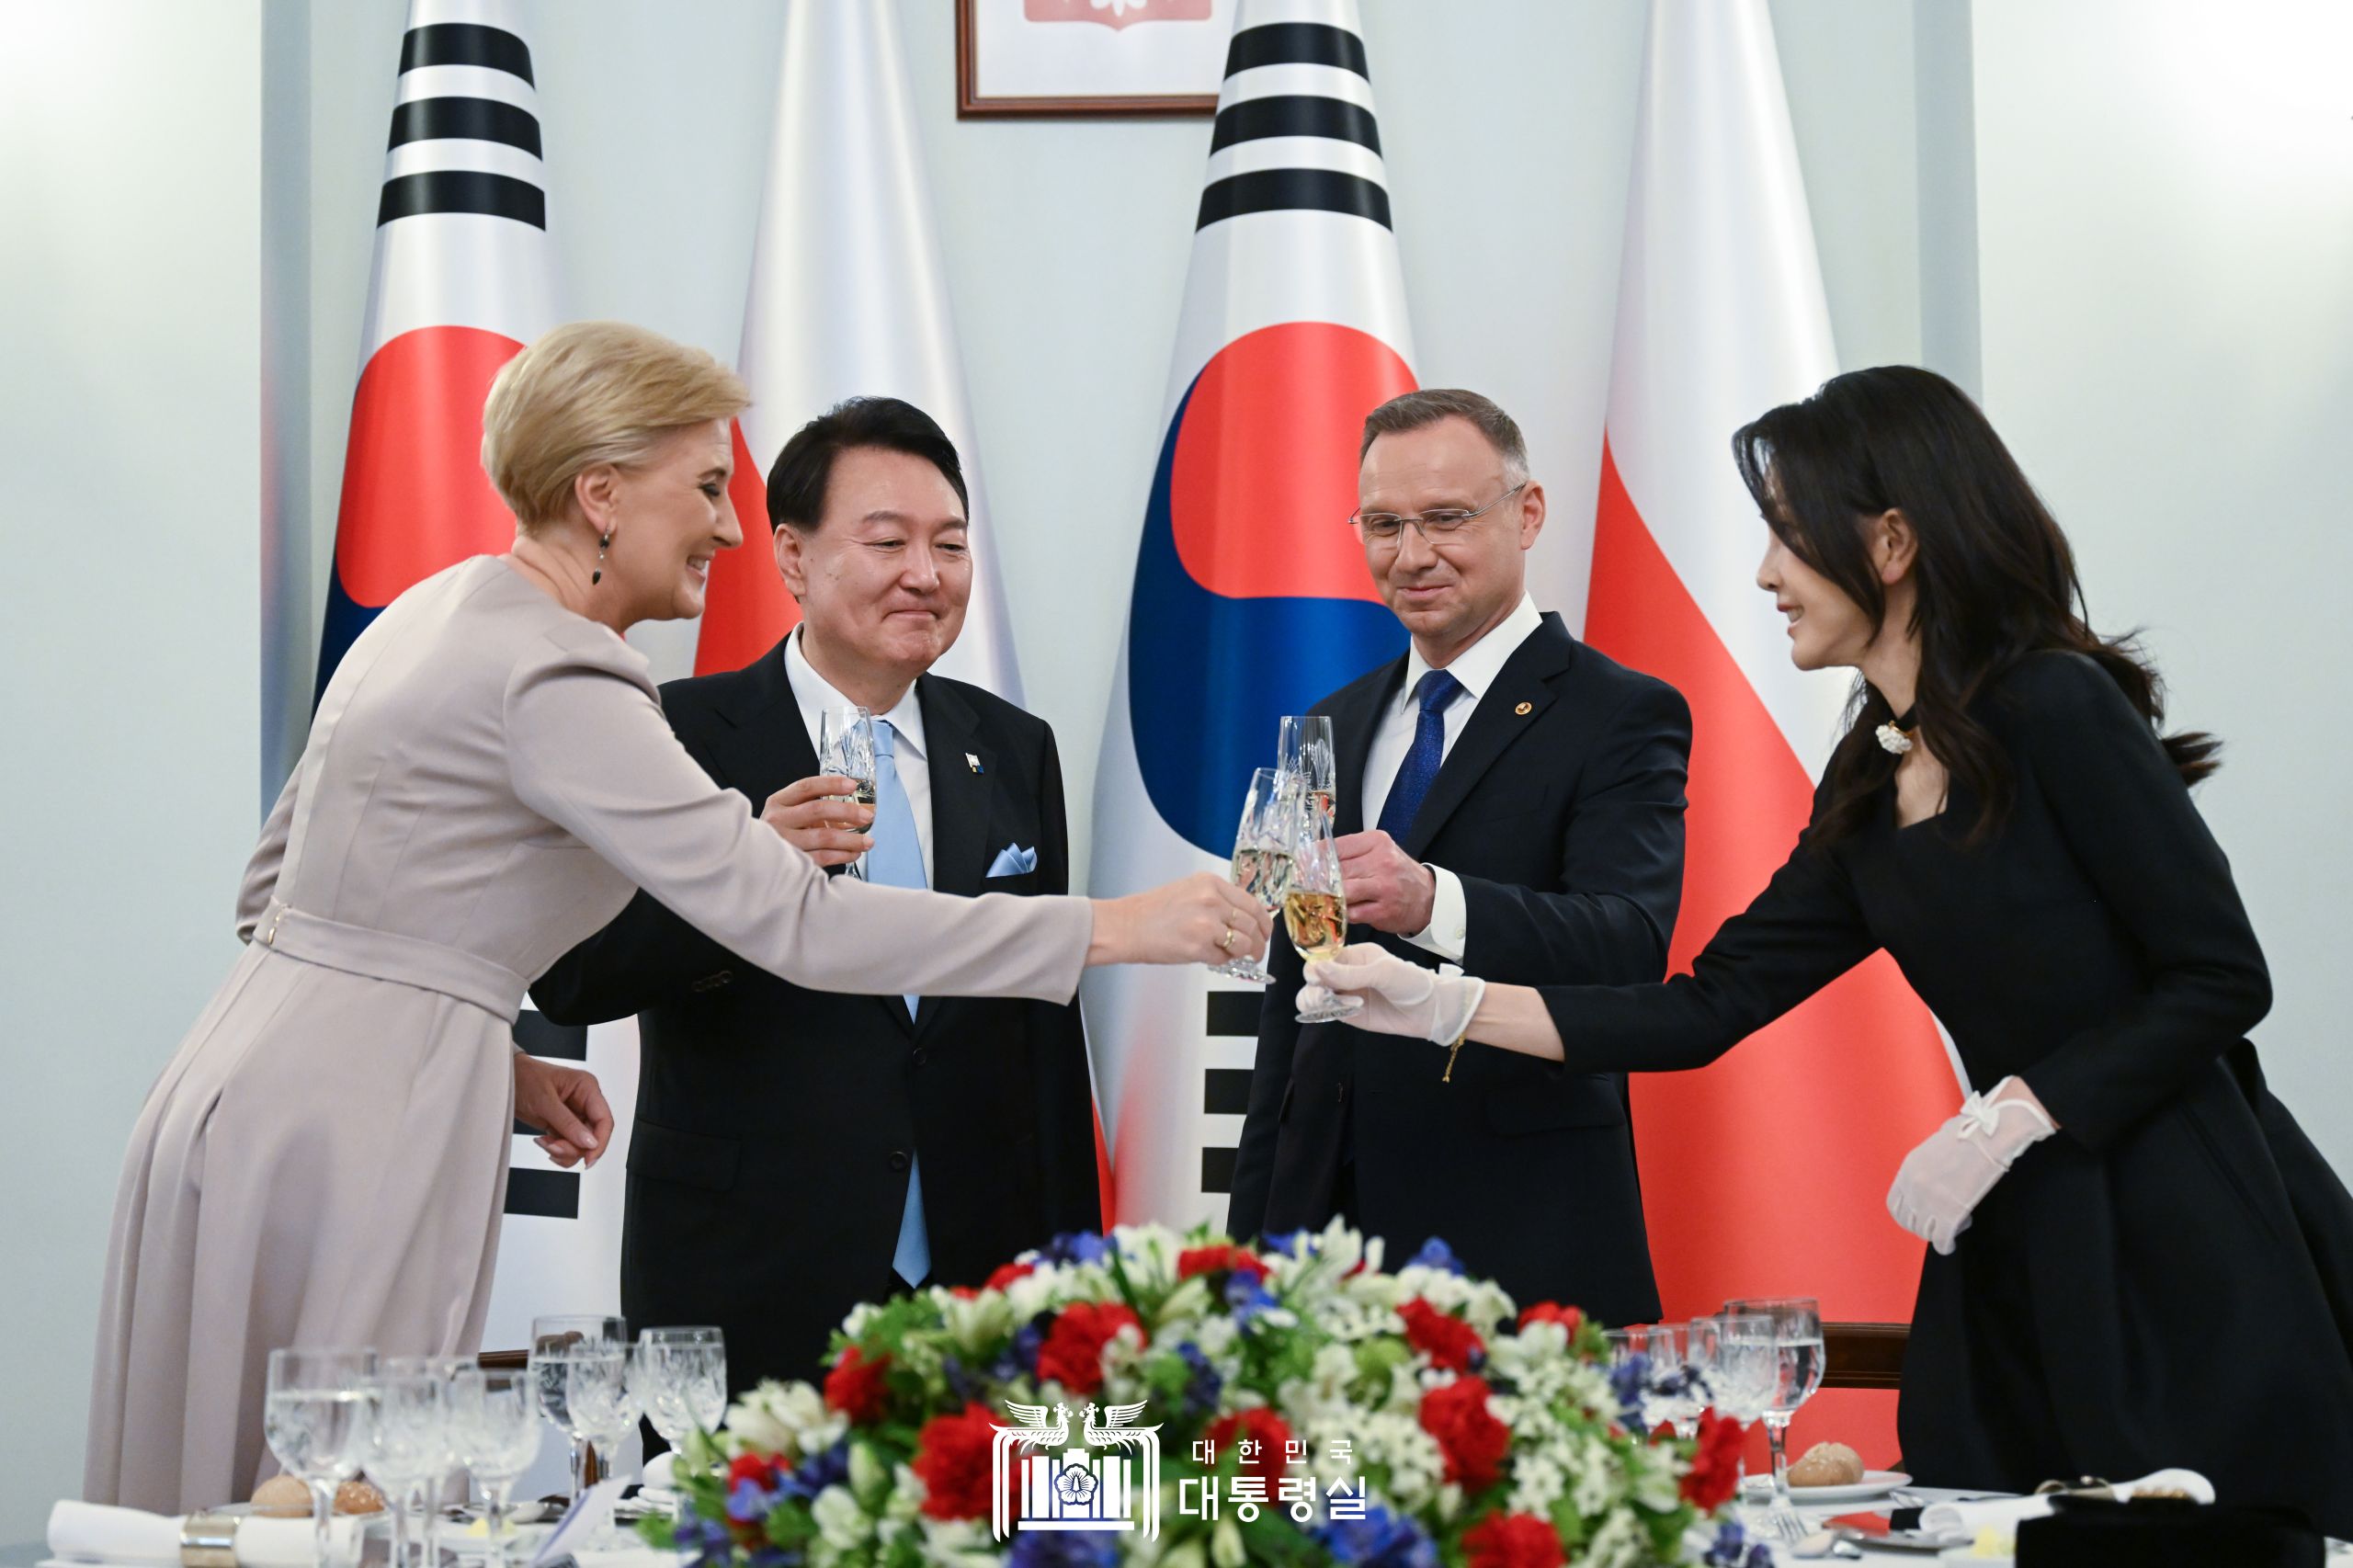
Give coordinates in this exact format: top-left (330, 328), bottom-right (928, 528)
top-left (1035, 1301), bottom-right (1145, 1396)
top-left (1419, 1376), bottom-right (1510, 1492)
top-left (726, 1449), bottom-right (788, 1487)
top-left (984, 1260), bottom-right (1036, 1291)
top-left (1177, 1244), bottom-right (1268, 1283)
top-left (1203, 1407), bottom-right (1292, 1489)
top-left (1463, 1511), bottom-right (1566, 1568)
top-left (1397, 1298), bottom-right (1484, 1373)
top-left (823, 1344), bottom-right (891, 1425)
top-left (1679, 1409), bottom-right (1745, 1511)
top-left (911, 1402), bottom-right (1004, 1520)
top-left (1517, 1301), bottom-right (1583, 1336)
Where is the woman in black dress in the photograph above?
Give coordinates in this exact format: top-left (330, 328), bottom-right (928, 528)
top-left (1305, 366), bottom-right (2353, 1529)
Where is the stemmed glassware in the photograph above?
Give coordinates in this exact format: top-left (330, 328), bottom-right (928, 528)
top-left (634, 1326), bottom-right (728, 1465)
top-left (1276, 714), bottom-right (1336, 823)
top-left (816, 704), bottom-right (878, 880)
top-left (1690, 1312), bottom-right (1779, 1497)
top-left (1601, 1324), bottom-right (1705, 1438)
top-left (447, 1368), bottom-right (539, 1568)
top-left (1287, 800), bottom-right (1360, 1024)
top-left (1726, 1296), bottom-right (1826, 1518)
top-left (363, 1358), bottom-right (449, 1568)
top-left (264, 1348), bottom-right (379, 1568)
top-left (1216, 768), bottom-right (1292, 984)
top-left (529, 1314), bottom-right (630, 1503)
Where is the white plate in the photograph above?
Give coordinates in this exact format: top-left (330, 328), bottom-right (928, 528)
top-left (1790, 1469), bottom-right (1910, 1504)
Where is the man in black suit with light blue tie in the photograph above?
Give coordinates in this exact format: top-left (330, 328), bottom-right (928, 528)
top-left (533, 398), bottom-right (1097, 1396)
top-left (1227, 389), bottom-right (1692, 1325)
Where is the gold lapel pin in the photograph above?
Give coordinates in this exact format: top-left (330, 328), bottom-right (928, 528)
top-left (1514, 700), bottom-right (1533, 716)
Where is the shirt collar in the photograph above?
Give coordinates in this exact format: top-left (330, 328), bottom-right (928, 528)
top-left (784, 628), bottom-right (926, 758)
top-left (1397, 594), bottom-right (1544, 711)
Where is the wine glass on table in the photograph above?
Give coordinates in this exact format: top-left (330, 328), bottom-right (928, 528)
top-left (816, 704), bottom-right (878, 880)
top-left (636, 1326), bottom-right (728, 1454)
top-left (529, 1314), bottom-right (629, 1503)
top-left (1726, 1296), bottom-right (1825, 1520)
top-left (264, 1348), bottom-right (378, 1568)
top-left (1215, 768), bottom-right (1291, 984)
top-left (1288, 801), bottom-right (1360, 1025)
top-left (448, 1368), bottom-right (539, 1568)
top-left (1643, 1324), bottom-right (1706, 1441)
top-left (1690, 1312), bottom-right (1778, 1488)
top-left (564, 1345), bottom-right (638, 1545)
top-left (1276, 714), bottom-right (1336, 823)
top-left (364, 1358), bottom-right (449, 1568)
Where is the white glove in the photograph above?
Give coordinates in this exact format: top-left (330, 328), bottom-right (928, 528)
top-left (1301, 944), bottom-right (1486, 1046)
top-left (1886, 1077), bottom-right (2056, 1255)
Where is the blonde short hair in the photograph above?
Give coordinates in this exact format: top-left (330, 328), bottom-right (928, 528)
top-left (481, 321), bottom-right (750, 530)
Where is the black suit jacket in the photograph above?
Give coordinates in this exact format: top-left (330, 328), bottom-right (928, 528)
top-left (1225, 613), bottom-right (1690, 1324)
top-left (530, 640), bottom-right (1099, 1395)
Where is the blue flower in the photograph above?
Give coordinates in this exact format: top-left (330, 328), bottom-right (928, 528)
top-left (1175, 1341), bottom-right (1222, 1420)
top-left (671, 1511), bottom-right (734, 1562)
top-left (1312, 1505), bottom-right (1440, 1568)
top-left (724, 1476), bottom-right (779, 1524)
top-left (1041, 1232), bottom-right (1110, 1267)
top-left (745, 1550), bottom-right (803, 1568)
top-left (1223, 1269), bottom-right (1280, 1323)
top-left (775, 1439), bottom-right (850, 1505)
top-left (942, 1351), bottom-right (980, 1405)
top-left (1405, 1236), bottom-right (1465, 1276)
top-left (1262, 1229), bottom-right (1315, 1259)
top-left (1703, 1519), bottom-right (1775, 1567)
top-left (1608, 1351), bottom-right (1653, 1429)
top-left (1014, 1314), bottom-right (1050, 1376)
top-left (1006, 1530), bottom-right (1121, 1567)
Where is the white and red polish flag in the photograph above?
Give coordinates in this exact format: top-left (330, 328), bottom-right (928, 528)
top-left (1575, 0), bottom-right (1958, 1464)
top-left (693, 0), bottom-right (1022, 699)
top-left (1087, 0), bottom-right (1416, 1229)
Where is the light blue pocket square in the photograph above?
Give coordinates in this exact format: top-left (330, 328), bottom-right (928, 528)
top-left (987, 844), bottom-right (1039, 878)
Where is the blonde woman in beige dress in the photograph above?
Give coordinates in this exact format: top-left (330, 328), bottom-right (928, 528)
top-left (84, 322), bottom-right (1269, 1514)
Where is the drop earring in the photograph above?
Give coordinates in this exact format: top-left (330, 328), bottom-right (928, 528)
top-left (592, 529), bottom-right (610, 586)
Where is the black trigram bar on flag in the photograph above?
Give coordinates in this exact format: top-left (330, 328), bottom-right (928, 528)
top-left (1197, 17), bottom-right (1388, 231)
top-left (1199, 993), bottom-right (1261, 1196)
top-left (377, 19), bottom-right (545, 229)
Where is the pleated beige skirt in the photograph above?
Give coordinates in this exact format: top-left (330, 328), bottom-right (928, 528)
top-left (83, 942), bottom-right (513, 1513)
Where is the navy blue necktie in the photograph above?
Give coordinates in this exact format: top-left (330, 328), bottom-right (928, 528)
top-left (1376, 669), bottom-right (1463, 842)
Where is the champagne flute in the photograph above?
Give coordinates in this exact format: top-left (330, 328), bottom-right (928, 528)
top-left (1216, 768), bottom-right (1291, 984)
top-left (529, 1313), bottom-right (628, 1502)
top-left (447, 1369), bottom-right (538, 1568)
top-left (635, 1326), bottom-right (728, 1466)
top-left (1276, 714), bottom-right (1337, 822)
top-left (264, 1347), bottom-right (378, 1568)
top-left (816, 704), bottom-right (878, 880)
top-left (564, 1346), bottom-right (636, 1545)
top-left (1726, 1296), bottom-right (1825, 1516)
top-left (363, 1359), bottom-right (448, 1568)
top-left (1288, 804), bottom-right (1360, 1024)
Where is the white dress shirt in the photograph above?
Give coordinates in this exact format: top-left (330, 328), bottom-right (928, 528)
top-left (786, 627), bottom-right (934, 885)
top-left (1359, 593), bottom-right (1546, 963)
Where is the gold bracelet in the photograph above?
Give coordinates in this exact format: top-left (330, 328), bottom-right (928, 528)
top-left (1441, 1032), bottom-right (1466, 1083)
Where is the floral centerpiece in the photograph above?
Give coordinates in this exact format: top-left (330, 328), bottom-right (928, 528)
top-left (643, 1221), bottom-right (1766, 1568)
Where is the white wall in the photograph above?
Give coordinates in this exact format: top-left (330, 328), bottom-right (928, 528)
top-left (1972, 0), bottom-right (2353, 1176)
top-left (0, 0), bottom-right (264, 1540)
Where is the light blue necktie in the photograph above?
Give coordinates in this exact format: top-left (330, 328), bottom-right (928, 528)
top-left (1376, 669), bottom-right (1464, 843)
top-left (868, 719), bottom-right (931, 1286)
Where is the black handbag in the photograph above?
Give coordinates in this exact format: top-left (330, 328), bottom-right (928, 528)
top-left (2017, 1495), bottom-right (2323, 1567)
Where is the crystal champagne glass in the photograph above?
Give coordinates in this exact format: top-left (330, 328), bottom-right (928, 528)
top-left (816, 704), bottom-right (878, 880)
top-left (264, 1347), bottom-right (379, 1568)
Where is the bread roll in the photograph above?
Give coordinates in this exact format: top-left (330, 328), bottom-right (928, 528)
top-left (335, 1480), bottom-right (387, 1515)
top-left (1786, 1441), bottom-right (1865, 1487)
top-left (251, 1475), bottom-right (310, 1517)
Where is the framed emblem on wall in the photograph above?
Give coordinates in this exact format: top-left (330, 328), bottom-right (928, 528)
top-left (956, 0), bottom-right (1235, 117)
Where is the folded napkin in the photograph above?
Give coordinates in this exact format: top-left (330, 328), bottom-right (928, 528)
top-left (986, 844), bottom-right (1038, 878)
top-left (1917, 1469), bottom-right (2215, 1534)
top-left (638, 1452), bottom-right (676, 1494)
top-left (49, 1500), bottom-right (361, 1568)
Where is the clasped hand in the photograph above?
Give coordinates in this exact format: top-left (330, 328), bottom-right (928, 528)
top-left (1886, 1076), bottom-right (2057, 1255)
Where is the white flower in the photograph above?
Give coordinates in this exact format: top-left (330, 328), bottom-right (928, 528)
top-left (1567, 1431), bottom-right (1625, 1517)
top-left (809, 1484), bottom-right (873, 1553)
top-left (1581, 1506), bottom-right (1649, 1568)
top-left (940, 1288), bottom-right (1014, 1356)
top-left (1505, 1449), bottom-right (1567, 1517)
top-left (724, 1380), bottom-right (845, 1459)
top-left (913, 1517), bottom-right (999, 1567)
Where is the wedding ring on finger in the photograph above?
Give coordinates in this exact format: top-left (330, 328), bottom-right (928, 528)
top-left (1219, 927), bottom-right (1238, 952)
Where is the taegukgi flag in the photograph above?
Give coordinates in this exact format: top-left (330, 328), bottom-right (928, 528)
top-left (1087, 0), bottom-right (1417, 1229)
top-left (1570, 0), bottom-right (1960, 1465)
top-left (693, 0), bottom-right (1022, 699)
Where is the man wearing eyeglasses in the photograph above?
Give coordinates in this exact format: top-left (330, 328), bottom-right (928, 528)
top-left (1227, 387), bottom-right (1692, 1325)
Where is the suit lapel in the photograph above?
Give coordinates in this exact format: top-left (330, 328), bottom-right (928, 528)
top-left (1334, 656), bottom-right (1407, 837)
top-left (1402, 615), bottom-right (1575, 859)
top-left (913, 676), bottom-right (989, 1037)
top-left (718, 638), bottom-right (819, 795)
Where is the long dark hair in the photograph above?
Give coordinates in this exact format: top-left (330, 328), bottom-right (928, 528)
top-left (1733, 365), bottom-right (2218, 847)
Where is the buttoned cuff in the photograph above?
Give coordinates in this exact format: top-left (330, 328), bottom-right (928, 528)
top-left (1404, 865), bottom-right (1467, 963)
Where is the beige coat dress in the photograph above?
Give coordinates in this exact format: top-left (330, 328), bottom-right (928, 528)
top-left (84, 556), bottom-right (1095, 1513)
